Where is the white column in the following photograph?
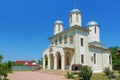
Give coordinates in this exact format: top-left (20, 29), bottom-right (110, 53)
top-left (43, 58), bottom-right (45, 69)
top-left (54, 57), bottom-right (57, 70)
top-left (61, 55), bottom-right (65, 70)
top-left (48, 58), bottom-right (51, 69)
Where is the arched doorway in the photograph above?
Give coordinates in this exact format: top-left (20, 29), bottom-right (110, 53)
top-left (65, 51), bottom-right (71, 70)
top-left (44, 54), bottom-right (48, 68)
top-left (56, 52), bottom-right (61, 69)
top-left (49, 53), bottom-right (54, 69)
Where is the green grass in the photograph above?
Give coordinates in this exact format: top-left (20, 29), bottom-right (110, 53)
top-left (72, 73), bottom-right (107, 80)
top-left (91, 73), bottom-right (107, 80)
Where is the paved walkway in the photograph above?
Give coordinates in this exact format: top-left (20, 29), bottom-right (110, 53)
top-left (8, 71), bottom-right (69, 80)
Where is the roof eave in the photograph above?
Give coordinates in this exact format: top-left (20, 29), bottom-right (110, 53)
top-left (49, 25), bottom-right (89, 40)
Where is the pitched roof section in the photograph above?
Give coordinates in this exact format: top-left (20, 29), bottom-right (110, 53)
top-left (49, 25), bottom-right (89, 40)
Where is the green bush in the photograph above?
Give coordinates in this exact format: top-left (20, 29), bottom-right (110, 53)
top-left (78, 65), bottom-right (92, 80)
top-left (65, 72), bottom-right (74, 79)
top-left (116, 76), bottom-right (120, 80)
top-left (103, 67), bottom-right (116, 80)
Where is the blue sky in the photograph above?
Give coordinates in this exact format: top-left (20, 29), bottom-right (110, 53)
top-left (0, 0), bottom-right (120, 61)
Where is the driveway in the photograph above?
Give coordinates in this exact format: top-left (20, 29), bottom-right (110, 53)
top-left (8, 71), bottom-right (69, 80)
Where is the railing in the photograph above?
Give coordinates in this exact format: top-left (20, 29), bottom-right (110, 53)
top-left (12, 66), bottom-right (39, 71)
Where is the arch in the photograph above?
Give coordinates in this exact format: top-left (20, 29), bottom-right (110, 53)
top-left (44, 54), bottom-right (48, 68)
top-left (56, 52), bottom-right (61, 69)
top-left (49, 53), bottom-right (54, 69)
top-left (65, 51), bottom-right (73, 70)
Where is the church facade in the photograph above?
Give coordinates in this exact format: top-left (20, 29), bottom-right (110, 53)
top-left (42, 8), bottom-right (112, 73)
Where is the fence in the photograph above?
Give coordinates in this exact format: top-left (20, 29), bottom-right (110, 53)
top-left (12, 66), bottom-right (38, 71)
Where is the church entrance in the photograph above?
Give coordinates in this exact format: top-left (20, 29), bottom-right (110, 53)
top-left (56, 52), bottom-right (61, 69)
top-left (49, 53), bottom-right (54, 69)
top-left (44, 54), bottom-right (48, 68)
top-left (65, 51), bottom-right (72, 70)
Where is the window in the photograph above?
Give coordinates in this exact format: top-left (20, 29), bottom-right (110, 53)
top-left (70, 15), bottom-right (72, 23)
top-left (109, 55), bottom-right (111, 64)
top-left (70, 35), bottom-right (73, 44)
top-left (49, 46), bottom-right (53, 52)
top-left (81, 38), bottom-right (84, 46)
top-left (94, 54), bottom-right (96, 64)
top-left (55, 39), bottom-right (58, 45)
top-left (76, 13), bottom-right (79, 22)
top-left (88, 28), bottom-right (89, 35)
top-left (81, 55), bottom-right (84, 63)
top-left (58, 24), bottom-right (60, 31)
top-left (59, 36), bottom-right (62, 44)
top-left (95, 26), bottom-right (97, 34)
top-left (64, 35), bottom-right (67, 44)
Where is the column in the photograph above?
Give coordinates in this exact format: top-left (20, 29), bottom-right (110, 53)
top-left (61, 55), bottom-right (65, 70)
top-left (43, 58), bottom-right (45, 69)
top-left (48, 58), bottom-right (51, 69)
top-left (54, 57), bottom-right (57, 70)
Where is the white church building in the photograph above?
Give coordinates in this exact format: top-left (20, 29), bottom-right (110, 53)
top-left (42, 8), bottom-right (112, 73)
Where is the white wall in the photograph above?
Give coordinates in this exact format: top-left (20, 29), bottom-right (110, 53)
top-left (51, 30), bottom-right (75, 49)
top-left (54, 24), bottom-right (64, 35)
top-left (88, 26), bottom-right (100, 42)
top-left (70, 13), bottom-right (82, 27)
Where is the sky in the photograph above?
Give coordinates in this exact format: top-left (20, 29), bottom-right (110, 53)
top-left (0, 0), bottom-right (120, 62)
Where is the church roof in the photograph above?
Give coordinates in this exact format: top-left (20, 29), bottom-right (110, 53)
top-left (70, 8), bottom-right (81, 15)
top-left (49, 25), bottom-right (89, 40)
top-left (86, 21), bottom-right (99, 27)
top-left (54, 20), bottom-right (64, 25)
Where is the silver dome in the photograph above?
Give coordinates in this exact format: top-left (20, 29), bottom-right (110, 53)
top-left (54, 20), bottom-right (64, 25)
top-left (87, 21), bottom-right (99, 26)
top-left (70, 8), bottom-right (81, 15)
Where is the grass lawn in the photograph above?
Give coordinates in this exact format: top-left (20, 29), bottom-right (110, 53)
top-left (73, 71), bottom-right (120, 80)
top-left (72, 73), bottom-right (107, 80)
top-left (91, 73), bottom-right (107, 80)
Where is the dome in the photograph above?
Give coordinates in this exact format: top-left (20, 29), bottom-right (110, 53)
top-left (70, 8), bottom-right (81, 15)
top-left (54, 20), bottom-right (64, 25)
top-left (87, 21), bottom-right (99, 27)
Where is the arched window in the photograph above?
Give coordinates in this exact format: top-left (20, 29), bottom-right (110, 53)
top-left (81, 38), bottom-right (84, 46)
top-left (64, 35), bottom-right (67, 44)
top-left (70, 15), bottom-right (72, 23)
top-left (70, 35), bottom-right (73, 44)
top-left (109, 55), bottom-right (111, 64)
top-left (76, 13), bottom-right (79, 22)
top-left (58, 24), bottom-right (60, 31)
top-left (95, 26), bottom-right (97, 34)
top-left (55, 39), bottom-right (58, 45)
top-left (59, 36), bottom-right (62, 44)
top-left (94, 54), bottom-right (96, 64)
top-left (81, 55), bottom-right (84, 63)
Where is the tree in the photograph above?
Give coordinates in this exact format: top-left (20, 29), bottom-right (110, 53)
top-left (38, 59), bottom-right (43, 65)
top-left (0, 56), bottom-right (12, 80)
top-left (7, 60), bottom-right (12, 73)
top-left (0, 54), bottom-right (3, 62)
top-left (31, 60), bottom-right (36, 62)
top-left (109, 46), bottom-right (120, 69)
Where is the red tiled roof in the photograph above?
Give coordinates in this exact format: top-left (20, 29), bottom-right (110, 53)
top-left (16, 60), bottom-right (38, 66)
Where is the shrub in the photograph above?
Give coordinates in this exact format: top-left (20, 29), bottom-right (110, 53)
top-left (116, 76), bottom-right (120, 80)
top-left (78, 65), bottom-right (92, 80)
top-left (65, 72), bottom-right (74, 79)
top-left (103, 67), bottom-right (116, 80)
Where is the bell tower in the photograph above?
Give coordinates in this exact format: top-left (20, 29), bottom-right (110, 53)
top-left (87, 21), bottom-right (100, 42)
top-left (69, 8), bottom-right (82, 27)
top-left (54, 20), bottom-right (64, 35)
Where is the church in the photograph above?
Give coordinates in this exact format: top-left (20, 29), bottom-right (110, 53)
top-left (42, 7), bottom-right (112, 73)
